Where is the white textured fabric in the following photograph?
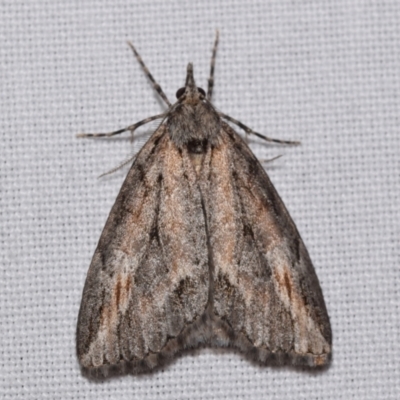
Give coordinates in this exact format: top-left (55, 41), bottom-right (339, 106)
top-left (1, 1), bottom-right (399, 399)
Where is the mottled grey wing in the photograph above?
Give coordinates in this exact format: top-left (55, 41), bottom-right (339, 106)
top-left (77, 126), bottom-right (209, 371)
top-left (207, 123), bottom-right (331, 366)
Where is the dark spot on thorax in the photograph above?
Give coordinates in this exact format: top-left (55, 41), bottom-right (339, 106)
top-left (187, 138), bottom-right (208, 154)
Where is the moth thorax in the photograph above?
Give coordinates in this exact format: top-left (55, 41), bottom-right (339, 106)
top-left (167, 102), bottom-right (221, 149)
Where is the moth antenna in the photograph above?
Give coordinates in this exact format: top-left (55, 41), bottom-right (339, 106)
top-left (77, 113), bottom-right (165, 138)
top-left (207, 30), bottom-right (219, 101)
top-left (127, 41), bottom-right (172, 107)
top-left (219, 113), bottom-right (300, 145)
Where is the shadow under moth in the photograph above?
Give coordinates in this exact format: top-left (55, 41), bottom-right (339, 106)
top-left (77, 32), bottom-right (331, 375)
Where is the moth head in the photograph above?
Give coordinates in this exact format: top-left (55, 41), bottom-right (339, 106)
top-left (175, 63), bottom-right (206, 103)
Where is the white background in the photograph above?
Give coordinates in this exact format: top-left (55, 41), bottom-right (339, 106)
top-left (1, 1), bottom-right (399, 399)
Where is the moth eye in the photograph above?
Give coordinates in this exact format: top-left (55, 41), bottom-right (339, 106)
top-left (176, 87), bottom-right (185, 99)
top-left (197, 87), bottom-right (206, 96)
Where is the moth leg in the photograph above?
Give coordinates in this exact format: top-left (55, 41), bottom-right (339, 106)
top-left (127, 41), bottom-right (172, 107)
top-left (207, 30), bottom-right (220, 101)
top-left (77, 113), bottom-right (165, 138)
top-left (220, 113), bottom-right (300, 145)
top-left (98, 154), bottom-right (137, 178)
top-left (260, 154), bottom-right (283, 164)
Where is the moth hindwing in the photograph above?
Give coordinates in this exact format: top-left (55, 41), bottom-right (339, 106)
top-left (77, 31), bottom-right (331, 376)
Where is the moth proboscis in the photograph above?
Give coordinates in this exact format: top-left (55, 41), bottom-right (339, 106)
top-left (77, 31), bottom-right (331, 376)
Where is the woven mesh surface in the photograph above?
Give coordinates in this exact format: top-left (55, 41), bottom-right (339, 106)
top-left (1, 2), bottom-right (399, 399)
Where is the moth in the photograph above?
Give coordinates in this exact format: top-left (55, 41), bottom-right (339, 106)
top-left (77, 32), bottom-right (331, 374)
